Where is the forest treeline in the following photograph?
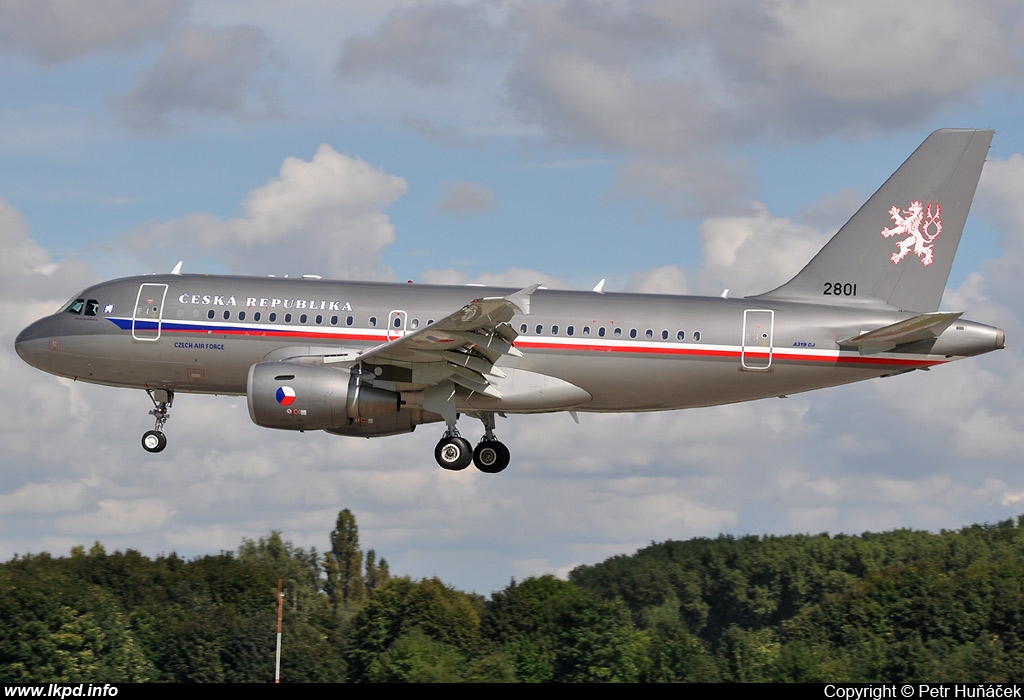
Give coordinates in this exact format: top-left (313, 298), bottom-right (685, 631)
top-left (2, 510), bottom-right (1023, 682)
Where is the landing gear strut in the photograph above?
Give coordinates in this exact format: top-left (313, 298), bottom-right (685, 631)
top-left (142, 388), bottom-right (173, 453)
top-left (432, 412), bottom-right (510, 473)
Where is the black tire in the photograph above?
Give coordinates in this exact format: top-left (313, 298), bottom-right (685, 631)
top-left (141, 430), bottom-right (167, 453)
top-left (473, 440), bottom-right (510, 474)
top-left (435, 436), bottom-right (472, 470)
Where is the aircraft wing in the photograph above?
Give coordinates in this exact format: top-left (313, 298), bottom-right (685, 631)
top-left (345, 285), bottom-right (541, 397)
top-left (839, 311), bottom-right (963, 353)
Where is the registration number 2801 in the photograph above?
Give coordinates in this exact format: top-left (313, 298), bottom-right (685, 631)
top-left (823, 282), bottom-right (857, 296)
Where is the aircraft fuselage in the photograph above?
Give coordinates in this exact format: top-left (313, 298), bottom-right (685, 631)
top-left (13, 129), bottom-right (1007, 472)
top-left (16, 273), bottom-right (1004, 413)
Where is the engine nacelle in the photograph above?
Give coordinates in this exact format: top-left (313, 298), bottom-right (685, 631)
top-left (247, 362), bottom-right (401, 432)
top-left (324, 408), bottom-right (438, 437)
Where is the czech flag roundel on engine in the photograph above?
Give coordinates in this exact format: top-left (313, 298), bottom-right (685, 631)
top-left (276, 386), bottom-right (296, 406)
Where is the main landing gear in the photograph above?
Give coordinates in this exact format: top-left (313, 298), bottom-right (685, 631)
top-left (141, 388), bottom-right (173, 453)
top-left (434, 412), bottom-right (510, 474)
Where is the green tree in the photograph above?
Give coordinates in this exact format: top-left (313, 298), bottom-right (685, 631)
top-left (365, 549), bottom-right (390, 596)
top-left (346, 577), bottom-right (484, 682)
top-left (484, 575), bottom-right (646, 682)
top-left (324, 509), bottom-right (365, 608)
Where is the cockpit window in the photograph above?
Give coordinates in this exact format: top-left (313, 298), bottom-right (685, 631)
top-left (85, 299), bottom-right (100, 316)
top-left (62, 298), bottom-right (86, 315)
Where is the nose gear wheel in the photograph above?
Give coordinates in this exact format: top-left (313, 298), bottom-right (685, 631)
top-left (142, 388), bottom-right (173, 453)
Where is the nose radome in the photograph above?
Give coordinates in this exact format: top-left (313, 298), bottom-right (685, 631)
top-left (15, 317), bottom-right (56, 368)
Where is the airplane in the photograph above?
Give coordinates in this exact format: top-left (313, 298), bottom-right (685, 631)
top-left (15, 128), bottom-right (1005, 474)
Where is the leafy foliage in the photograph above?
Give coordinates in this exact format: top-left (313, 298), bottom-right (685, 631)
top-left (2, 513), bottom-right (1023, 682)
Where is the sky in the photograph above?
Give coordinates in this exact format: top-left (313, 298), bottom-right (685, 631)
top-left (3, 0), bottom-right (1024, 597)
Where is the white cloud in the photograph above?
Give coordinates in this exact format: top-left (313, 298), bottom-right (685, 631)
top-left (119, 23), bottom-right (281, 131)
top-left (337, 1), bottom-right (502, 86)
top-left (0, 199), bottom-right (95, 301)
top-left (697, 202), bottom-right (830, 295)
top-left (440, 181), bottom-right (495, 215)
top-left (622, 265), bottom-right (690, 295)
top-left (753, 1), bottom-right (1019, 124)
top-left (56, 498), bottom-right (176, 535)
top-left (0, 0), bottom-right (187, 64)
top-left (117, 145), bottom-right (407, 278)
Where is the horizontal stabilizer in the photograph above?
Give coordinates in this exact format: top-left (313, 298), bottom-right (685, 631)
top-left (839, 312), bottom-right (962, 352)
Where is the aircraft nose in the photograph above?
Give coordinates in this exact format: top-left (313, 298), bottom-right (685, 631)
top-left (15, 317), bottom-right (56, 368)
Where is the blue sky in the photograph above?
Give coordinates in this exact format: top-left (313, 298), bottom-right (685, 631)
top-left (4, 0), bottom-right (1024, 596)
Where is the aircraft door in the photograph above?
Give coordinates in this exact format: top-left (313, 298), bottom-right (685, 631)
top-left (133, 283), bottom-right (169, 341)
top-left (386, 310), bottom-right (407, 341)
top-left (741, 309), bottom-right (774, 370)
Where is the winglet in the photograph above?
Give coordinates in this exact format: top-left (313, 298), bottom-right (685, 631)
top-left (593, 279), bottom-right (606, 294)
top-left (171, 261), bottom-right (183, 275)
top-left (504, 284), bottom-right (542, 315)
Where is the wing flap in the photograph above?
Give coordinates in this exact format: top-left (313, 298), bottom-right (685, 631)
top-left (355, 285), bottom-right (539, 394)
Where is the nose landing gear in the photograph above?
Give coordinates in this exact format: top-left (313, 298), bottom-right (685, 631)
top-left (141, 388), bottom-right (173, 453)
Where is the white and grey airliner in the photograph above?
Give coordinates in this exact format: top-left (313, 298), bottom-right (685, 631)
top-left (16, 129), bottom-right (1005, 473)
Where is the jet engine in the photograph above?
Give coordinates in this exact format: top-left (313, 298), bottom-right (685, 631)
top-left (247, 362), bottom-right (432, 436)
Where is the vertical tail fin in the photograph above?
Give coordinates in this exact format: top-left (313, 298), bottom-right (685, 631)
top-left (754, 129), bottom-right (993, 312)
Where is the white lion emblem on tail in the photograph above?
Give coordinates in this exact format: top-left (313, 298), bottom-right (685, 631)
top-left (880, 201), bottom-right (942, 266)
